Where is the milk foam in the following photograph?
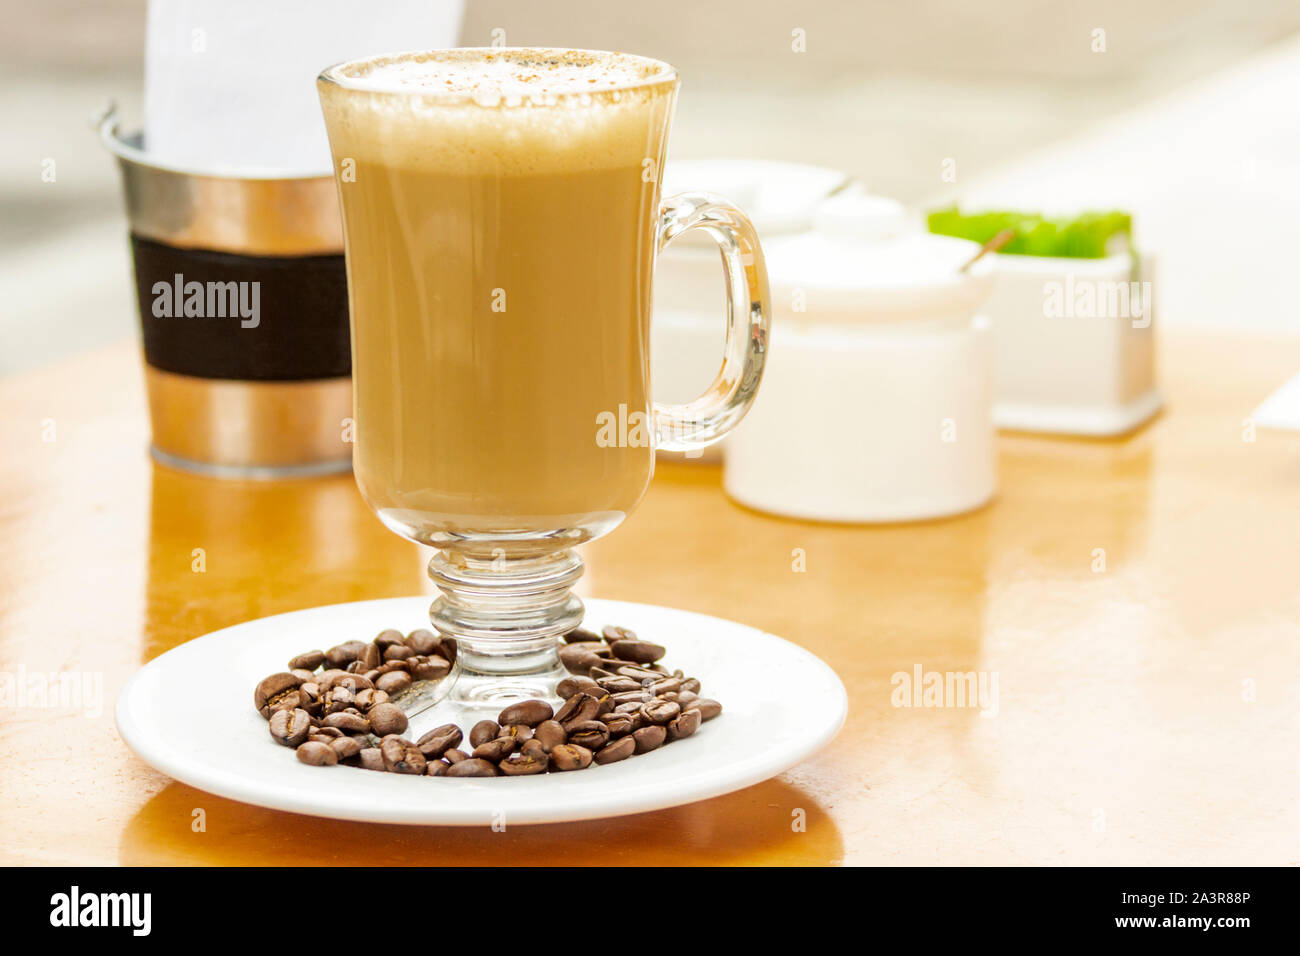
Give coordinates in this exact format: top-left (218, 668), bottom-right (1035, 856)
top-left (319, 49), bottom-right (677, 175)
top-left (329, 49), bottom-right (673, 104)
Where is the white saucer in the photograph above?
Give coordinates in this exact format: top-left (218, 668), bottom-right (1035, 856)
top-left (116, 597), bottom-right (847, 825)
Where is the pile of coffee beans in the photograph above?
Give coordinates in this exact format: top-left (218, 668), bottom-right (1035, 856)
top-left (254, 624), bottom-right (721, 777)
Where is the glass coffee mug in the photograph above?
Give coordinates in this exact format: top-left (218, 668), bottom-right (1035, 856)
top-left (318, 48), bottom-right (769, 708)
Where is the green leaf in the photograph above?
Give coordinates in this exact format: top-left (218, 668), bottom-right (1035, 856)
top-left (926, 207), bottom-right (1132, 259)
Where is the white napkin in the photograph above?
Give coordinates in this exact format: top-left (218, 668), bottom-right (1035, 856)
top-left (1252, 371), bottom-right (1300, 432)
top-left (143, 0), bottom-right (465, 174)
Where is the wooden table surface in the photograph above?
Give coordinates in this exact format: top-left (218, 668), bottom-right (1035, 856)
top-left (2, 331), bottom-right (1298, 866)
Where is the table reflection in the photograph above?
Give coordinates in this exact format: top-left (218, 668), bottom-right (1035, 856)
top-left (143, 463), bottom-right (427, 663)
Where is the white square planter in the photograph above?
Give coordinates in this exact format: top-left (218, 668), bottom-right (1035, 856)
top-left (986, 253), bottom-right (1161, 436)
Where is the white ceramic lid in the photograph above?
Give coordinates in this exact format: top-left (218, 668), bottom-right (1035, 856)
top-left (661, 158), bottom-right (850, 235)
top-left (654, 162), bottom-right (993, 322)
top-left (765, 190), bottom-right (994, 320)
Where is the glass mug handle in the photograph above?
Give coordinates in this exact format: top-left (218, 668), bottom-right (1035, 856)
top-left (653, 192), bottom-right (771, 451)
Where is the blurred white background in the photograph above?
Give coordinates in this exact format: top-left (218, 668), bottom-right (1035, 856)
top-left (4, 0), bottom-right (1299, 375)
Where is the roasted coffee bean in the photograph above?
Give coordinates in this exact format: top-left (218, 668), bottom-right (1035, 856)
top-left (367, 702), bottom-right (407, 737)
top-left (667, 708), bottom-right (701, 741)
top-left (594, 736), bottom-right (636, 765)
top-left (296, 741), bottom-right (338, 766)
top-left (558, 643), bottom-right (607, 675)
top-left (685, 698), bottom-right (722, 721)
top-left (269, 622), bottom-right (717, 778)
top-left (600, 711), bottom-right (634, 737)
top-left (549, 743), bottom-right (594, 772)
top-left (610, 639), bottom-right (666, 664)
top-left (556, 676), bottom-right (602, 698)
top-left (555, 693), bottom-right (600, 727)
top-left (269, 708), bottom-right (312, 747)
top-left (322, 711), bottom-right (369, 734)
top-left (602, 625), bottom-right (636, 644)
top-left (267, 690), bottom-right (303, 717)
top-left (416, 724), bottom-right (463, 758)
top-left (566, 720), bottom-right (610, 751)
top-left (379, 735), bottom-right (427, 774)
top-left (446, 758), bottom-right (499, 777)
top-left (324, 686), bottom-right (354, 714)
top-left (497, 699), bottom-right (553, 727)
top-left (649, 677), bottom-right (685, 697)
top-left (325, 641), bottom-right (368, 667)
top-left (499, 753), bottom-right (548, 776)
top-left (254, 672), bottom-right (303, 718)
top-left (559, 701), bottom-right (603, 731)
top-left (641, 698), bottom-right (681, 726)
top-left (353, 688), bottom-right (389, 711)
top-left (498, 724), bottom-right (534, 744)
top-left (552, 693), bottom-right (581, 724)
top-left (533, 720), bottom-right (567, 753)
top-left (469, 720), bottom-right (500, 748)
top-left (410, 656), bottom-right (451, 681)
top-left (375, 671), bottom-right (412, 695)
top-left (405, 628), bottom-right (439, 654)
top-left (615, 665), bottom-right (664, 682)
top-left (596, 676), bottom-right (642, 694)
top-left (472, 737), bottom-right (517, 762)
top-left (594, 664), bottom-right (645, 681)
top-left (288, 650), bottom-right (326, 671)
top-left (297, 683), bottom-right (322, 715)
top-left (611, 689), bottom-right (651, 704)
top-left (331, 736), bottom-right (364, 760)
top-left (632, 725), bottom-right (667, 754)
top-left (411, 632), bottom-right (455, 663)
top-left (359, 642), bottom-right (382, 670)
top-left (520, 738), bottom-right (548, 760)
top-left (334, 674), bottom-right (374, 693)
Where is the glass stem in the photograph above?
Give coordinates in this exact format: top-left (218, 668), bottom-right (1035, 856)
top-left (427, 549), bottom-right (581, 703)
